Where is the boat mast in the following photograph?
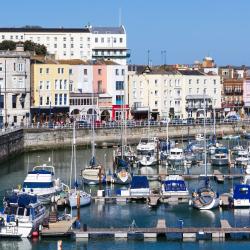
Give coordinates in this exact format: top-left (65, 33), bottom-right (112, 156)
top-left (73, 120), bottom-right (77, 192)
top-left (203, 92), bottom-right (207, 177)
top-left (91, 92), bottom-right (95, 164)
top-left (213, 99), bottom-right (216, 138)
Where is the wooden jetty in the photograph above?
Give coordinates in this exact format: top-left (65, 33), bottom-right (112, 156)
top-left (41, 217), bottom-right (76, 237)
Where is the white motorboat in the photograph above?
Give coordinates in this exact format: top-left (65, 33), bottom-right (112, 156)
top-left (15, 164), bottom-right (62, 204)
top-left (130, 176), bottom-right (150, 197)
top-left (167, 148), bottom-right (184, 166)
top-left (235, 150), bottom-right (249, 166)
top-left (139, 155), bottom-right (158, 166)
top-left (211, 147), bottom-right (229, 166)
top-left (233, 184), bottom-right (250, 207)
top-left (195, 134), bottom-right (204, 142)
top-left (0, 193), bottom-right (46, 238)
top-left (161, 175), bottom-right (189, 197)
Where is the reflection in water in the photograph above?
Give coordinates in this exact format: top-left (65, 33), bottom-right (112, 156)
top-left (0, 238), bottom-right (32, 250)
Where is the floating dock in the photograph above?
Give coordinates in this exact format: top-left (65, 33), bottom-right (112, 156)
top-left (73, 219), bottom-right (250, 241)
top-left (40, 218), bottom-right (250, 241)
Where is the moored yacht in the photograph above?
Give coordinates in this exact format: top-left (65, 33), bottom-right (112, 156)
top-left (167, 148), bottom-right (184, 167)
top-left (211, 147), bottom-right (229, 166)
top-left (137, 137), bottom-right (158, 166)
top-left (0, 193), bottom-right (46, 238)
top-left (161, 175), bottom-right (189, 197)
top-left (233, 184), bottom-right (250, 207)
top-left (130, 176), bottom-right (150, 197)
top-left (15, 164), bottom-right (62, 204)
top-left (235, 150), bottom-right (249, 166)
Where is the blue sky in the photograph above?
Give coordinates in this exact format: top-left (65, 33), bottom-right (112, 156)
top-left (1, 0), bottom-right (250, 66)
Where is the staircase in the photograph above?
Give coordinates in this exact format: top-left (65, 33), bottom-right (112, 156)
top-left (49, 210), bottom-right (57, 223)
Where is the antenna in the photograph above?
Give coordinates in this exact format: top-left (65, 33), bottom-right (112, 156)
top-left (119, 8), bottom-right (122, 26)
top-left (147, 50), bottom-right (150, 66)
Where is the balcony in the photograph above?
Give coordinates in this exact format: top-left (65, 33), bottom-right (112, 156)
top-left (224, 89), bottom-right (243, 95)
top-left (222, 101), bottom-right (244, 108)
top-left (92, 49), bottom-right (131, 59)
top-left (186, 104), bottom-right (213, 111)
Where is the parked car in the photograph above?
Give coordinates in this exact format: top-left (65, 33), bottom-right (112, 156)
top-left (224, 115), bottom-right (240, 123)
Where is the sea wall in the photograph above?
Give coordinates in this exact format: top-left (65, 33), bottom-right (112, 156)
top-left (23, 123), bottom-right (243, 151)
top-left (0, 123), bottom-right (246, 161)
top-left (0, 128), bottom-right (24, 162)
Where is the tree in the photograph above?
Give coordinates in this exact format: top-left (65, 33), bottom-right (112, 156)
top-left (0, 40), bottom-right (16, 51)
top-left (23, 40), bottom-right (47, 55)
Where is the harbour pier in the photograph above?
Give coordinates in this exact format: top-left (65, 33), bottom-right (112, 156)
top-left (40, 219), bottom-right (250, 241)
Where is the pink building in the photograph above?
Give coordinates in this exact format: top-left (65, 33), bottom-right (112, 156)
top-left (93, 62), bottom-right (107, 94)
top-left (243, 71), bottom-right (250, 115)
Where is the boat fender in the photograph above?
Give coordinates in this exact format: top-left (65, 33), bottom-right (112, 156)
top-left (32, 231), bottom-right (39, 238)
top-left (188, 199), bottom-right (193, 206)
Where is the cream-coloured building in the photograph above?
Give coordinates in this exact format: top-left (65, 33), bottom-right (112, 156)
top-left (128, 66), bottom-right (221, 120)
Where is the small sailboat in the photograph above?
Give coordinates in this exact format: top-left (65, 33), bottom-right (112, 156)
top-left (192, 179), bottom-right (220, 210)
top-left (68, 121), bottom-right (91, 208)
top-left (191, 93), bottom-right (220, 210)
top-left (113, 158), bottom-right (132, 185)
top-left (113, 112), bottom-right (132, 185)
top-left (81, 110), bottom-right (106, 185)
top-left (0, 192), bottom-right (46, 238)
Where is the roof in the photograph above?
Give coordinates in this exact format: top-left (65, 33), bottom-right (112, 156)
top-left (0, 27), bottom-right (90, 33)
top-left (91, 26), bottom-right (125, 34)
top-left (178, 70), bottom-right (204, 75)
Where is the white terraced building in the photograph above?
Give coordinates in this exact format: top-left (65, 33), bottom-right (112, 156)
top-left (0, 26), bottom-right (129, 65)
top-left (128, 66), bottom-right (222, 120)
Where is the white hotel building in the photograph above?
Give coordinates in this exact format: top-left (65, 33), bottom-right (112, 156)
top-left (128, 66), bottom-right (221, 120)
top-left (0, 26), bottom-right (129, 65)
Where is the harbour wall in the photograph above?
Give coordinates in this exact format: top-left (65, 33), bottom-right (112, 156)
top-left (0, 128), bottom-right (24, 162)
top-left (23, 123), bottom-right (244, 151)
top-left (0, 123), bottom-right (246, 161)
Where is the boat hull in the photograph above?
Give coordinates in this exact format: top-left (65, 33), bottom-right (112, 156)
top-left (211, 158), bottom-right (229, 166)
top-left (192, 197), bottom-right (220, 210)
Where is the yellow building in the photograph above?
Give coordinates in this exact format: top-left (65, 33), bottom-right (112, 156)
top-left (31, 59), bottom-right (70, 123)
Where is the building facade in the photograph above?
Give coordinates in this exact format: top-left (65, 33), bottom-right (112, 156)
top-left (219, 66), bottom-right (245, 116)
top-left (0, 26), bottom-right (129, 65)
top-left (31, 58), bottom-right (128, 123)
top-left (0, 46), bottom-right (30, 127)
top-left (128, 66), bottom-right (221, 120)
top-left (31, 60), bottom-right (70, 123)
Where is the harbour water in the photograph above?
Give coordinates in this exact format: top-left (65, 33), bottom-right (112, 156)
top-left (1, 141), bottom-right (250, 249)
